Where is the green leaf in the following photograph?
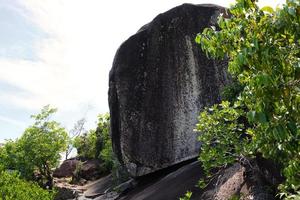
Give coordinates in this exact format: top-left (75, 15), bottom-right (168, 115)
top-left (288, 7), bottom-right (296, 16)
top-left (261, 6), bottom-right (274, 13)
top-left (195, 34), bottom-right (201, 44)
top-left (237, 53), bottom-right (245, 65)
top-left (247, 111), bottom-right (256, 122)
top-left (287, 122), bottom-right (297, 134)
top-left (257, 112), bottom-right (267, 123)
top-left (256, 74), bottom-right (271, 86)
top-left (273, 125), bottom-right (286, 141)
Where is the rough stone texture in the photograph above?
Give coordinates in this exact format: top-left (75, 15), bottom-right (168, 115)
top-left (53, 158), bottom-right (80, 178)
top-left (80, 159), bottom-right (103, 181)
top-left (54, 159), bottom-right (104, 181)
top-left (109, 3), bottom-right (230, 177)
top-left (119, 161), bottom-right (204, 200)
top-left (201, 161), bottom-right (277, 200)
top-left (54, 187), bottom-right (79, 200)
top-left (83, 174), bottom-right (113, 198)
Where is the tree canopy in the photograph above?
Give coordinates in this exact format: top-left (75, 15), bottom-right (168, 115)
top-left (0, 167), bottom-right (54, 200)
top-left (195, 0), bottom-right (299, 198)
top-left (0, 105), bottom-right (68, 189)
top-left (73, 113), bottom-right (113, 172)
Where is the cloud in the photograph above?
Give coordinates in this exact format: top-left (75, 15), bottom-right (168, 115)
top-left (0, 0), bottom-right (111, 114)
top-left (0, 0), bottom-right (286, 135)
top-left (0, 115), bottom-right (26, 128)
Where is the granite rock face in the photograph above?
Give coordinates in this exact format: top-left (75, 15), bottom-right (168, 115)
top-left (109, 4), bottom-right (230, 177)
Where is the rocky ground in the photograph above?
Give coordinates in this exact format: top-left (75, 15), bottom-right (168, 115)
top-left (54, 158), bottom-right (279, 200)
top-left (54, 160), bottom-right (202, 200)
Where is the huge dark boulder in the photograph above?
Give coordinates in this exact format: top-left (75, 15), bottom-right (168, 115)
top-left (109, 4), bottom-right (230, 177)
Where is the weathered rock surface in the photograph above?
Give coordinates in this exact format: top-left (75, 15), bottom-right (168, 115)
top-left (55, 160), bottom-right (277, 200)
top-left (54, 158), bottom-right (105, 182)
top-left (109, 3), bottom-right (230, 177)
top-left (119, 161), bottom-right (204, 200)
top-left (54, 158), bottom-right (80, 178)
top-left (201, 160), bottom-right (278, 200)
top-left (83, 174), bottom-right (114, 198)
top-left (118, 161), bottom-right (277, 200)
top-left (54, 187), bottom-right (79, 200)
top-left (80, 159), bottom-right (104, 181)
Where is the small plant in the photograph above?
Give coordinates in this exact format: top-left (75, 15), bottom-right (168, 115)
top-left (196, 101), bottom-right (250, 176)
top-left (71, 161), bottom-right (83, 183)
top-left (179, 191), bottom-right (192, 200)
top-left (229, 194), bottom-right (240, 200)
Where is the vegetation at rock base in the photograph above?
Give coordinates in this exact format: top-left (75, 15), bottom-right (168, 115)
top-left (195, 0), bottom-right (299, 199)
top-left (179, 191), bottom-right (193, 200)
top-left (0, 165), bottom-right (54, 200)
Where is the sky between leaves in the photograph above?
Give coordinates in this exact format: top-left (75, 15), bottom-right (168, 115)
top-left (0, 0), bottom-right (284, 142)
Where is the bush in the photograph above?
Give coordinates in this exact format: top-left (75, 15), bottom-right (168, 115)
top-left (73, 130), bottom-right (97, 159)
top-left (96, 113), bottom-right (113, 171)
top-left (195, 0), bottom-right (300, 197)
top-left (0, 169), bottom-right (54, 200)
top-left (196, 101), bottom-right (249, 174)
top-left (221, 80), bottom-right (244, 102)
top-left (0, 106), bottom-right (68, 189)
top-left (71, 161), bottom-right (83, 183)
top-left (73, 113), bottom-right (114, 173)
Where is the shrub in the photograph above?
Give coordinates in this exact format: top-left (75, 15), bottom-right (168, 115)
top-left (73, 113), bottom-right (114, 173)
top-left (73, 130), bottom-right (97, 159)
top-left (0, 169), bottom-right (54, 200)
top-left (96, 113), bottom-right (113, 171)
top-left (195, 0), bottom-right (300, 197)
top-left (0, 106), bottom-right (68, 189)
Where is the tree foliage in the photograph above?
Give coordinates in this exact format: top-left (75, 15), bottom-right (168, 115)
top-left (0, 167), bottom-right (54, 200)
top-left (96, 113), bottom-right (113, 171)
top-left (196, 101), bottom-right (248, 173)
top-left (73, 113), bottom-right (113, 172)
top-left (73, 129), bottom-right (97, 159)
top-left (0, 105), bottom-right (68, 189)
top-left (65, 118), bottom-right (86, 160)
top-left (195, 0), bottom-right (299, 198)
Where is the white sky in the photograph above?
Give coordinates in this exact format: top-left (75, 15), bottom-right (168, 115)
top-left (0, 0), bottom-right (285, 142)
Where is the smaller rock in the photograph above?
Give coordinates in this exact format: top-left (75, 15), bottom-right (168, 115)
top-left (54, 187), bottom-right (79, 200)
top-left (80, 159), bottom-right (103, 181)
top-left (201, 161), bottom-right (276, 200)
top-left (54, 158), bottom-right (80, 178)
top-left (214, 164), bottom-right (246, 200)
